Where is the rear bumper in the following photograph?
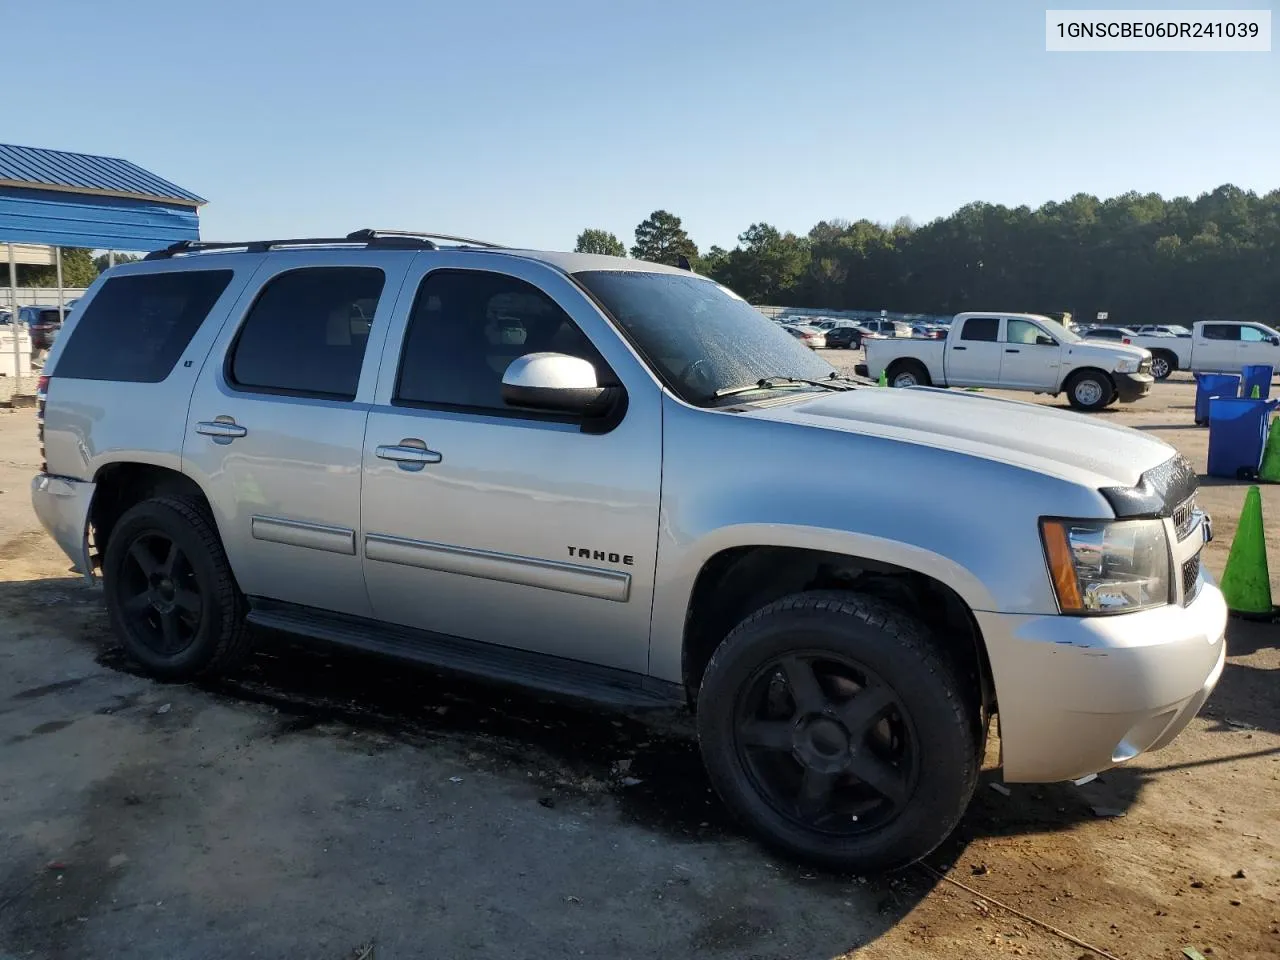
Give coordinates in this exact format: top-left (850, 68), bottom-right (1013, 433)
top-left (978, 582), bottom-right (1227, 782)
top-left (1114, 371), bottom-right (1154, 402)
top-left (30, 474), bottom-right (96, 581)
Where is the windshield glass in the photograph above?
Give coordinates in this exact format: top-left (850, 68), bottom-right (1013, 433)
top-left (1028, 314), bottom-right (1080, 343)
top-left (574, 270), bottom-right (835, 403)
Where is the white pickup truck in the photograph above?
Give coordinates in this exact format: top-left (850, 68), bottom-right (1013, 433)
top-left (1131, 320), bottom-right (1280, 381)
top-left (861, 312), bottom-right (1154, 411)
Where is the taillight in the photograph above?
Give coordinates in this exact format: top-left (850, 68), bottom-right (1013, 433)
top-left (36, 376), bottom-right (48, 473)
top-left (1122, 338), bottom-right (1131, 344)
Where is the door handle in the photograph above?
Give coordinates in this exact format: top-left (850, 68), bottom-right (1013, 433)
top-left (1005, 348), bottom-right (1020, 354)
top-left (196, 419), bottom-right (247, 440)
top-left (376, 439), bottom-right (442, 467)
top-left (952, 345), bottom-right (967, 351)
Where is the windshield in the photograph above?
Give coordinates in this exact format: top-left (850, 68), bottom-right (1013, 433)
top-left (574, 270), bottom-right (835, 403)
top-left (1028, 314), bottom-right (1080, 343)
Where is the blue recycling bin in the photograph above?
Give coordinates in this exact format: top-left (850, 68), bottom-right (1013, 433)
top-left (1240, 364), bottom-right (1273, 400)
top-left (1195, 373), bottom-right (1241, 426)
top-left (1206, 397), bottom-right (1278, 479)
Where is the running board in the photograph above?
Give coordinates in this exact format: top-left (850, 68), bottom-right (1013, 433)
top-left (245, 599), bottom-right (684, 710)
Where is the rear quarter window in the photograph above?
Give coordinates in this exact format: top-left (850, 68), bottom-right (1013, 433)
top-left (52, 270), bottom-right (234, 382)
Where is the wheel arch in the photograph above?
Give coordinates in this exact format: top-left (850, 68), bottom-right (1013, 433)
top-left (678, 540), bottom-right (997, 738)
top-left (87, 461), bottom-right (214, 575)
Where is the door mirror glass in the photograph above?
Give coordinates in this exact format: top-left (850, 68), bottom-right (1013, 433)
top-left (502, 352), bottom-right (607, 413)
top-left (1035, 335), bottom-right (1056, 346)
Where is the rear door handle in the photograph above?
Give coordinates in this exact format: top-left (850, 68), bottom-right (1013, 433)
top-left (376, 439), bottom-right (442, 469)
top-left (952, 345), bottom-right (967, 351)
top-left (1005, 348), bottom-right (1020, 354)
top-left (196, 419), bottom-right (247, 440)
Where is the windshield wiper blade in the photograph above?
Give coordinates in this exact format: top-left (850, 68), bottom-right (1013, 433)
top-left (712, 376), bottom-right (851, 400)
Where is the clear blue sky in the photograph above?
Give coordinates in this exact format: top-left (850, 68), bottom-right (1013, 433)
top-left (9, 0), bottom-right (1277, 251)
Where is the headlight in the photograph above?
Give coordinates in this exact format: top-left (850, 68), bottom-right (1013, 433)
top-left (1114, 358), bottom-right (1141, 374)
top-left (1040, 518), bottom-right (1172, 614)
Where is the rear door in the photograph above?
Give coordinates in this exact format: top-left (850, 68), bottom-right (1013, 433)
top-left (183, 250), bottom-right (415, 618)
top-left (998, 318), bottom-right (1061, 389)
top-left (945, 316), bottom-right (1002, 386)
top-left (1191, 323), bottom-right (1239, 371)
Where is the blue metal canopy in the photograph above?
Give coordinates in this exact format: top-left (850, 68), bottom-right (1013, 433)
top-left (0, 143), bottom-right (204, 251)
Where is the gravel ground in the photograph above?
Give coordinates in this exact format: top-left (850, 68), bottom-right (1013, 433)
top-left (1, 365), bottom-right (1277, 960)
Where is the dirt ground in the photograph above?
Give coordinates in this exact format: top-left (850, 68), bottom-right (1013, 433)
top-left (1, 368), bottom-right (1277, 960)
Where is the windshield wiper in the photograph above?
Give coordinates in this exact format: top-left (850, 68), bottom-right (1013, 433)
top-left (712, 375), bottom-right (853, 400)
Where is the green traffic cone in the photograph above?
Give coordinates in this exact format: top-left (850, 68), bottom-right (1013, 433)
top-left (1251, 384), bottom-right (1261, 399)
top-left (1260, 416), bottom-right (1280, 483)
top-left (1217, 485), bottom-right (1274, 616)
top-left (878, 369), bottom-right (888, 387)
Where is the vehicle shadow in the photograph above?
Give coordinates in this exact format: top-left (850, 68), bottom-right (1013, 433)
top-left (2, 573), bottom-right (1276, 956)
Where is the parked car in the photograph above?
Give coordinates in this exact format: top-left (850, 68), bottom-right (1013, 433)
top-left (1133, 325), bottom-right (1191, 338)
top-left (911, 324), bottom-right (945, 340)
top-left (823, 326), bottom-right (864, 349)
top-left (783, 324), bottom-right (826, 349)
top-left (1131, 320), bottom-right (1280, 381)
top-left (861, 312), bottom-right (1153, 411)
top-left (1080, 326), bottom-right (1139, 344)
top-left (32, 232), bottom-right (1223, 873)
top-left (860, 319), bottom-right (912, 338)
top-left (20, 306), bottom-right (68, 352)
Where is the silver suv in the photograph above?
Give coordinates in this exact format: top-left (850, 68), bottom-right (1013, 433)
top-left (31, 230), bottom-right (1226, 872)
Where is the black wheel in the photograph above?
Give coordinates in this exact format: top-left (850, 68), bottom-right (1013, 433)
top-left (696, 591), bottom-right (979, 873)
top-left (1065, 370), bottom-right (1112, 411)
top-left (887, 360), bottom-right (931, 389)
top-left (1150, 351), bottom-right (1175, 381)
top-left (103, 495), bottom-right (253, 681)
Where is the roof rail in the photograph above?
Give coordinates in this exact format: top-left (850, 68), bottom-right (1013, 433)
top-left (143, 229), bottom-right (505, 261)
top-left (142, 235), bottom-right (439, 261)
top-left (346, 229), bottom-right (506, 249)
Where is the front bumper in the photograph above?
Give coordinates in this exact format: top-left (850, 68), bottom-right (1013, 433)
top-left (30, 474), bottom-right (96, 581)
top-left (1114, 371), bottom-right (1154, 402)
top-left (978, 581), bottom-right (1227, 782)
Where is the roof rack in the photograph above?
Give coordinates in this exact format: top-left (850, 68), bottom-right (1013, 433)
top-left (346, 229), bottom-right (506, 249)
top-left (143, 228), bottom-right (505, 261)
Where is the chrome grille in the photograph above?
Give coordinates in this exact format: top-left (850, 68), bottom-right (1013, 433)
top-left (1182, 554), bottom-right (1202, 604)
top-left (1172, 493), bottom-right (1201, 541)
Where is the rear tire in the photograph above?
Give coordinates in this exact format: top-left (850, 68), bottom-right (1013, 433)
top-left (696, 591), bottom-right (979, 873)
top-left (887, 360), bottom-right (932, 389)
top-left (103, 496), bottom-right (253, 681)
top-left (1065, 370), bottom-right (1112, 411)
top-left (1149, 351), bottom-right (1176, 381)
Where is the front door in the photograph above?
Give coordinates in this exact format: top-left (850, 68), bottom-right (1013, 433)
top-left (1236, 325), bottom-right (1280, 373)
top-left (359, 253), bottom-right (662, 673)
top-left (946, 316), bottom-right (1003, 386)
top-left (998, 318), bottom-right (1061, 389)
top-left (184, 251), bottom-right (415, 618)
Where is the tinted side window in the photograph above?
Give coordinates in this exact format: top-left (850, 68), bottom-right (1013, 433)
top-left (395, 270), bottom-right (608, 414)
top-left (1202, 324), bottom-right (1238, 341)
top-left (960, 317), bottom-right (999, 342)
top-left (54, 270), bottom-right (233, 383)
top-left (229, 267), bottom-right (384, 400)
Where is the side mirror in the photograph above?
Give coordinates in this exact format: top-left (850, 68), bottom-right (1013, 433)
top-left (1035, 335), bottom-right (1056, 346)
top-left (502, 352), bottom-right (608, 414)
top-left (1271, 336), bottom-right (1279, 346)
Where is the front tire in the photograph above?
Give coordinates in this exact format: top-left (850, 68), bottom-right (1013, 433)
top-left (696, 591), bottom-right (979, 873)
top-left (103, 496), bottom-right (253, 681)
top-left (1149, 351), bottom-right (1175, 381)
top-left (1065, 370), bottom-right (1112, 411)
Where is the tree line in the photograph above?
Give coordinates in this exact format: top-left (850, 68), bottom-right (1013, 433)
top-left (8, 250), bottom-right (141, 289)
top-left (576, 185), bottom-right (1280, 326)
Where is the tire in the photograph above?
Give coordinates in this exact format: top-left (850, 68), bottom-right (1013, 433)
top-left (887, 360), bottom-right (931, 389)
top-left (1065, 370), bottom-right (1112, 412)
top-left (102, 495), bottom-right (253, 681)
top-left (1149, 351), bottom-right (1175, 381)
top-left (696, 590), bottom-right (979, 873)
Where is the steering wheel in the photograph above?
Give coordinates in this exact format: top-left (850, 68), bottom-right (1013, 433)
top-left (677, 358), bottom-right (717, 395)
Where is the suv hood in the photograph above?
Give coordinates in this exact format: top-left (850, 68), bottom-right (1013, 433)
top-left (745, 385), bottom-right (1174, 489)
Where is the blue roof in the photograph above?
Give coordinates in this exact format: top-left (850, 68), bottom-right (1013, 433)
top-left (0, 143), bottom-right (205, 206)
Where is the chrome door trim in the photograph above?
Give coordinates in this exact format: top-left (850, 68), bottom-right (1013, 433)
top-left (251, 515), bottom-right (357, 556)
top-left (364, 533), bottom-right (632, 602)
